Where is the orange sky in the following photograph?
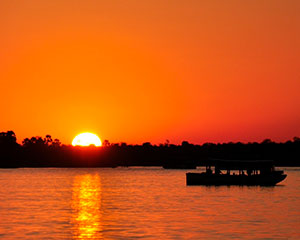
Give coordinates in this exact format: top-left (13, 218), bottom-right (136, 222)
top-left (1, 0), bottom-right (299, 145)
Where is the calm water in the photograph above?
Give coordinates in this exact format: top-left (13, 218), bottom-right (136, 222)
top-left (0, 167), bottom-right (299, 239)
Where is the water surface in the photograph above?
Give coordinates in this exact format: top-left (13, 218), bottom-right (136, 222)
top-left (0, 167), bottom-right (299, 239)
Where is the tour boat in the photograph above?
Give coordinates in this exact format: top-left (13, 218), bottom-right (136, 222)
top-left (186, 160), bottom-right (287, 186)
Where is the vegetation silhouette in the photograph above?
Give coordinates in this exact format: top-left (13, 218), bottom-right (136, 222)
top-left (0, 131), bottom-right (299, 168)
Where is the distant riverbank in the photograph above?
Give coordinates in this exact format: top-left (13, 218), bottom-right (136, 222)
top-left (1, 131), bottom-right (300, 168)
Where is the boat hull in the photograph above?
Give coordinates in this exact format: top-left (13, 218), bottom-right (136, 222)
top-left (186, 172), bottom-right (287, 186)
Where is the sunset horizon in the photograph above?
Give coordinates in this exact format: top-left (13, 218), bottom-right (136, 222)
top-left (5, 129), bottom-right (300, 146)
top-left (1, 1), bottom-right (299, 145)
top-left (1, 1), bottom-right (299, 239)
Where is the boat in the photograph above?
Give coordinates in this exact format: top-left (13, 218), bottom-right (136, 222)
top-left (186, 160), bottom-right (287, 186)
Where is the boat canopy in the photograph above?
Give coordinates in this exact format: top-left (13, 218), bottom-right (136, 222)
top-left (205, 159), bottom-right (274, 170)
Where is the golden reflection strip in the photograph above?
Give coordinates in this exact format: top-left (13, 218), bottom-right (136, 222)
top-left (72, 174), bottom-right (102, 239)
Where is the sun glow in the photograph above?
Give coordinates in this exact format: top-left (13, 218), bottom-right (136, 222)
top-left (72, 133), bottom-right (102, 147)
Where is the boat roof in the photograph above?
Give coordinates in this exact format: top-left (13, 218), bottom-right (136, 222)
top-left (205, 159), bottom-right (274, 170)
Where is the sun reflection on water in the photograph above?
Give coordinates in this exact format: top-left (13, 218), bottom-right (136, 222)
top-left (72, 174), bottom-right (102, 239)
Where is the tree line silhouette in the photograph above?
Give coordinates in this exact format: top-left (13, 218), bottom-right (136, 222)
top-left (0, 131), bottom-right (299, 168)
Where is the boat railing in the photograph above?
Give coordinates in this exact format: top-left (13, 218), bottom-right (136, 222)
top-left (203, 160), bottom-right (281, 176)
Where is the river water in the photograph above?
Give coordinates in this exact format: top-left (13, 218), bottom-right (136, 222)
top-left (0, 167), bottom-right (299, 239)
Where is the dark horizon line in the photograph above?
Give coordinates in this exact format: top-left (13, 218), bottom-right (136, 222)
top-left (1, 130), bottom-right (300, 167)
top-left (2, 130), bottom-right (300, 147)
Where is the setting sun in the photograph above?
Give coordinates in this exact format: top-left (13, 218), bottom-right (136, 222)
top-left (72, 133), bottom-right (102, 147)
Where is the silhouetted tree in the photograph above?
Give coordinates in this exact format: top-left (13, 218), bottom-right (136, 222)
top-left (51, 138), bottom-right (61, 147)
top-left (293, 137), bottom-right (300, 142)
top-left (44, 135), bottom-right (53, 145)
top-left (22, 136), bottom-right (46, 147)
top-left (262, 139), bottom-right (273, 144)
top-left (142, 142), bottom-right (151, 147)
top-left (0, 131), bottom-right (20, 167)
top-left (181, 141), bottom-right (190, 147)
top-left (0, 131), bottom-right (17, 145)
top-left (103, 139), bottom-right (110, 146)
